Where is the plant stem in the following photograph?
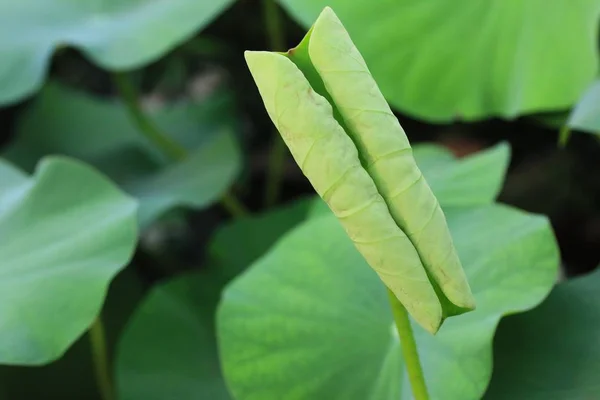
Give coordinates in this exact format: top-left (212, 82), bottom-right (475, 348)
top-left (262, 0), bottom-right (287, 207)
top-left (558, 125), bottom-right (571, 148)
top-left (89, 318), bottom-right (114, 400)
top-left (387, 289), bottom-right (430, 400)
top-left (113, 72), bottom-right (248, 217)
top-left (221, 192), bottom-right (249, 218)
top-left (263, 0), bottom-right (285, 51)
top-left (114, 72), bottom-right (188, 161)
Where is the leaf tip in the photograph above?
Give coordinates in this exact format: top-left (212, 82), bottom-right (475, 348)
top-left (317, 5), bottom-right (342, 26)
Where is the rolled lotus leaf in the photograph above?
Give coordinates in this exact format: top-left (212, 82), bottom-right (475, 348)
top-left (307, 7), bottom-right (475, 313)
top-left (245, 51), bottom-right (441, 333)
top-left (245, 7), bottom-right (475, 333)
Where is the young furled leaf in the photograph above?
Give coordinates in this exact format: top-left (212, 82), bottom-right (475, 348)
top-left (245, 7), bottom-right (474, 333)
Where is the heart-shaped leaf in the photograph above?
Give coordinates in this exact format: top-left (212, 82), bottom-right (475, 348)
top-left (217, 204), bottom-right (559, 399)
top-left (4, 82), bottom-right (241, 227)
top-left (0, 0), bottom-right (235, 104)
top-left (0, 156), bottom-right (138, 365)
top-left (279, 1), bottom-right (600, 121)
top-left (485, 268), bottom-right (600, 399)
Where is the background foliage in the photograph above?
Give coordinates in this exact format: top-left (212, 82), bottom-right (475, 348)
top-left (0, 1), bottom-right (599, 399)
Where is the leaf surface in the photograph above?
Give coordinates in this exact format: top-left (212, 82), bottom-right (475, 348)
top-left (0, 157), bottom-right (138, 364)
top-left (280, 1), bottom-right (600, 121)
top-left (486, 268), bottom-right (600, 399)
top-left (217, 204), bottom-right (559, 399)
top-left (0, 0), bottom-right (235, 104)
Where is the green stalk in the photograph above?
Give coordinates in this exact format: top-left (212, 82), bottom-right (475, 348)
top-left (558, 125), bottom-right (571, 148)
top-left (113, 72), bottom-right (188, 161)
top-left (387, 289), bottom-right (430, 400)
top-left (262, 0), bottom-right (287, 207)
top-left (89, 318), bottom-right (114, 400)
top-left (263, 0), bottom-right (285, 51)
top-left (113, 72), bottom-right (248, 218)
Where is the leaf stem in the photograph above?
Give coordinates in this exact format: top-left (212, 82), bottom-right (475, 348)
top-left (262, 0), bottom-right (287, 207)
top-left (558, 125), bottom-right (571, 148)
top-left (387, 289), bottom-right (429, 400)
top-left (263, 0), bottom-right (285, 51)
top-left (113, 72), bottom-right (188, 161)
top-left (221, 192), bottom-right (249, 218)
top-left (113, 72), bottom-right (248, 217)
top-left (89, 317), bottom-right (114, 400)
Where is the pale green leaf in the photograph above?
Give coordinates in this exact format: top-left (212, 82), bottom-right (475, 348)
top-left (0, 269), bottom-right (144, 400)
top-left (0, 157), bottom-right (138, 365)
top-left (0, 0), bottom-right (235, 104)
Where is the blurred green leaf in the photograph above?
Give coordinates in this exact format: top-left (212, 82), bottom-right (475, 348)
top-left (528, 111), bottom-right (569, 130)
top-left (4, 82), bottom-right (236, 169)
top-left (485, 268), bottom-right (600, 399)
top-left (0, 0), bottom-right (235, 104)
top-left (115, 199), bottom-right (312, 400)
top-left (567, 79), bottom-right (600, 135)
top-left (125, 130), bottom-right (240, 227)
top-left (217, 204), bottom-right (559, 400)
top-left (0, 156), bottom-right (138, 365)
top-left (116, 272), bottom-right (231, 400)
top-left (280, 1), bottom-right (600, 121)
top-left (0, 268), bottom-right (145, 400)
top-left (4, 82), bottom-right (241, 227)
top-left (410, 144), bottom-right (456, 171)
top-left (309, 143), bottom-right (510, 217)
top-left (208, 197), bottom-right (313, 277)
top-left (414, 142), bottom-right (510, 206)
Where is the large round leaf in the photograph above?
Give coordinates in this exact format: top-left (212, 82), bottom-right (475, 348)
top-left (279, 1), bottom-right (600, 121)
top-left (0, 0), bottom-right (235, 105)
top-left (0, 156), bottom-right (138, 365)
top-left (217, 205), bottom-right (559, 399)
top-left (485, 268), bottom-right (600, 399)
